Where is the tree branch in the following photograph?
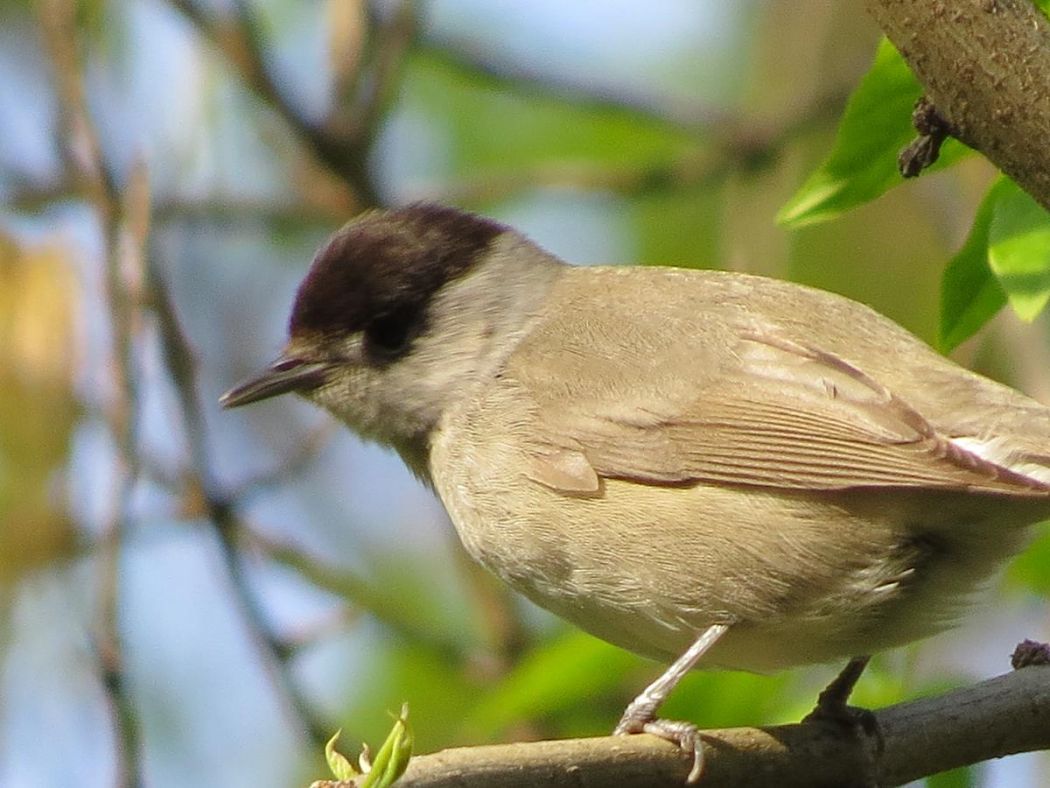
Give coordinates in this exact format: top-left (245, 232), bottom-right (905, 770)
top-left (865, 0), bottom-right (1050, 210)
top-left (144, 255), bottom-right (335, 749)
top-left (167, 0), bottom-right (382, 207)
top-left (243, 529), bottom-right (471, 662)
top-left (37, 3), bottom-right (147, 784)
top-left (313, 664), bottom-right (1050, 787)
top-left (417, 38), bottom-right (733, 132)
top-left (415, 89), bottom-right (846, 204)
top-left (344, 0), bottom-right (421, 142)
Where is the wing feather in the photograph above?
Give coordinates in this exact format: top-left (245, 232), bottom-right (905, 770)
top-left (514, 330), bottom-right (1050, 496)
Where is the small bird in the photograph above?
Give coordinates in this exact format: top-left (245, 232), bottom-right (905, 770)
top-left (222, 203), bottom-right (1050, 781)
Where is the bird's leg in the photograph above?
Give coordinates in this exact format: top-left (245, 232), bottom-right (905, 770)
top-left (614, 622), bottom-right (730, 784)
top-left (804, 656), bottom-right (883, 786)
top-left (805, 655), bottom-right (884, 757)
top-left (804, 655), bottom-right (871, 724)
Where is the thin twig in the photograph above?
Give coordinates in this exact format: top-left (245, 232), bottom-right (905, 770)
top-left (229, 420), bottom-right (338, 501)
top-left (134, 417), bottom-right (333, 508)
top-left (10, 77), bottom-right (844, 222)
top-left (168, 0), bottom-right (306, 141)
top-left (345, 0), bottom-right (421, 141)
top-left (418, 37), bottom-right (736, 132)
top-left (281, 607), bottom-right (363, 654)
top-left (243, 528), bottom-right (470, 663)
top-left (8, 180), bottom-right (352, 228)
top-left (419, 89), bottom-right (845, 205)
top-left (326, 1), bottom-right (368, 115)
top-left (145, 252), bottom-right (333, 748)
top-left (36, 1), bottom-right (145, 785)
top-left (168, 0), bottom-right (382, 207)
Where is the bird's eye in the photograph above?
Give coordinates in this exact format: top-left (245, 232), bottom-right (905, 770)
top-left (364, 306), bottom-right (417, 361)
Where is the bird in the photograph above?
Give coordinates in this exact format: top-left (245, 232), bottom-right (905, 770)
top-left (221, 203), bottom-right (1050, 782)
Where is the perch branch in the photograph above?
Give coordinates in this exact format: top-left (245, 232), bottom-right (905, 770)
top-left (318, 663), bottom-right (1050, 787)
top-left (865, 0), bottom-right (1050, 210)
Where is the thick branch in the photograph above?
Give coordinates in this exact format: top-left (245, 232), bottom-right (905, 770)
top-left (865, 0), bottom-right (1050, 210)
top-left (329, 665), bottom-right (1050, 788)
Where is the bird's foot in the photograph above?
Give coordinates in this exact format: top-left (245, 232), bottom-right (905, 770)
top-left (614, 702), bottom-right (704, 784)
top-left (803, 655), bottom-right (882, 749)
top-left (803, 699), bottom-right (881, 747)
top-left (803, 656), bottom-right (884, 786)
top-left (612, 624), bottom-right (729, 783)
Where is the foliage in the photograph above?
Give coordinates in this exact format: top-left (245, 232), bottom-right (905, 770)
top-left (780, 38), bottom-right (1050, 351)
top-left (320, 706), bottom-right (412, 788)
top-left (777, 38), bottom-right (969, 228)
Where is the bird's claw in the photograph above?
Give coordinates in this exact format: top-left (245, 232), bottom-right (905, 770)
top-left (615, 710), bottom-right (704, 783)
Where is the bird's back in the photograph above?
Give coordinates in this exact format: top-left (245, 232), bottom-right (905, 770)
top-left (528, 265), bottom-right (1050, 489)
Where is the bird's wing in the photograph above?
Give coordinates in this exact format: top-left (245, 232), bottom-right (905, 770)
top-left (510, 329), bottom-right (1050, 497)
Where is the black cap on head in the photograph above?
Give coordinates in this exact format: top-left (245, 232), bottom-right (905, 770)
top-left (288, 204), bottom-right (506, 358)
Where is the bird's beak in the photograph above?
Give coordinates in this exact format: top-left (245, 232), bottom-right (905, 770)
top-left (220, 355), bottom-right (336, 409)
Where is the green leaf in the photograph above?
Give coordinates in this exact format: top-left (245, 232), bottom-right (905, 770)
top-left (324, 729), bottom-right (360, 782)
top-left (939, 178), bottom-right (1008, 351)
top-left (778, 38), bottom-right (968, 228)
top-left (361, 704), bottom-right (413, 788)
top-left (988, 180), bottom-right (1050, 321)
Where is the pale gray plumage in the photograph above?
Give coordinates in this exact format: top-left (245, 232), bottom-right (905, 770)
top-left (221, 203), bottom-right (1050, 776)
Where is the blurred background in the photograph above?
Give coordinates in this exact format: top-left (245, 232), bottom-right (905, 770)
top-left (2, 1), bottom-right (1049, 786)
